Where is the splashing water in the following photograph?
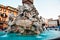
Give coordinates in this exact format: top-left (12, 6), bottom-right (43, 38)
top-left (1, 34), bottom-right (8, 37)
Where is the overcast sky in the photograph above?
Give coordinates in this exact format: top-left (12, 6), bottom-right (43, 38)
top-left (0, 0), bottom-right (60, 19)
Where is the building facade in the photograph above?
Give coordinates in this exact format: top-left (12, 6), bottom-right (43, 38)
top-left (0, 4), bottom-right (18, 21)
top-left (0, 4), bottom-right (18, 29)
top-left (48, 20), bottom-right (58, 27)
top-left (58, 15), bottom-right (60, 26)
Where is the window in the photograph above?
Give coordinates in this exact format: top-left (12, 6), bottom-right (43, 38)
top-left (0, 12), bottom-right (2, 16)
top-left (11, 12), bottom-right (14, 14)
top-left (8, 11), bottom-right (11, 13)
top-left (0, 8), bottom-right (2, 11)
top-left (9, 11), bottom-right (14, 14)
top-left (4, 9), bottom-right (6, 12)
top-left (0, 12), bottom-right (2, 14)
top-left (1, 13), bottom-right (7, 18)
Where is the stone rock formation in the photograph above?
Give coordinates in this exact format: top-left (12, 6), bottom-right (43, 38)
top-left (7, 0), bottom-right (44, 35)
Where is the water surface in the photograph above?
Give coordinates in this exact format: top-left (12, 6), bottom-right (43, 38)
top-left (0, 30), bottom-right (60, 40)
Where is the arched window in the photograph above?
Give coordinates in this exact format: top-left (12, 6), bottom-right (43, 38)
top-left (1, 13), bottom-right (7, 18)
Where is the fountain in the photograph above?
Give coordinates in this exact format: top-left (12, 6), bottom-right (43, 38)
top-left (6, 0), bottom-right (44, 35)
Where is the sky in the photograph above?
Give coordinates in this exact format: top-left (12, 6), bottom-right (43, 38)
top-left (0, 0), bottom-right (60, 19)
